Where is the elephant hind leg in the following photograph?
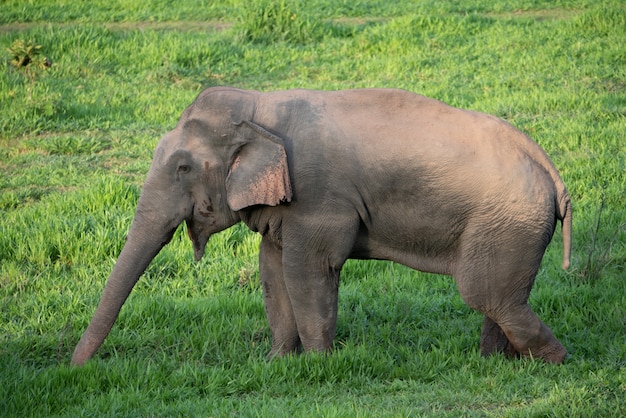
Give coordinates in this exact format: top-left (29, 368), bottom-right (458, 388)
top-left (455, 230), bottom-right (565, 363)
top-left (455, 271), bottom-right (566, 363)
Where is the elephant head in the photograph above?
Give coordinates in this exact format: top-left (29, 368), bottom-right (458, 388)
top-left (71, 88), bottom-right (292, 366)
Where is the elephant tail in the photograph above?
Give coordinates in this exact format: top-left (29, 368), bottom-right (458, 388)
top-left (509, 125), bottom-right (572, 269)
top-left (557, 185), bottom-right (572, 270)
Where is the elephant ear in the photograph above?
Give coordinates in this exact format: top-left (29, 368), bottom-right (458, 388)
top-left (226, 121), bottom-right (292, 211)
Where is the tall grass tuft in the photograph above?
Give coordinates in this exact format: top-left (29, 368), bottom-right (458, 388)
top-left (580, 188), bottom-right (626, 283)
top-left (235, 0), bottom-right (321, 44)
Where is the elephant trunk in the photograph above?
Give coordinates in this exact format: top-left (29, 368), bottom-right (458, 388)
top-left (71, 205), bottom-right (177, 366)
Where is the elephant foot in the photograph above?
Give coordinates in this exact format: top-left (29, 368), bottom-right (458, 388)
top-left (480, 316), bottom-right (567, 364)
top-left (480, 316), bottom-right (519, 359)
top-left (521, 323), bottom-right (567, 364)
top-left (266, 335), bottom-right (303, 360)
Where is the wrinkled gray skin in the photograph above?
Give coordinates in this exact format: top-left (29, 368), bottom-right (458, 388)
top-left (72, 87), bottom-right (572, 366)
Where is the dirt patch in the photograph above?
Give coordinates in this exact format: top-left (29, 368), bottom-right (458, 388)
top-left (487, 8), bottom-right (580, 21)
top-left (0, 17), bottom-right (387, 34)
top-left (106, 20), bottom-right (233, 32)
top-left (0, 20), bottom-right (233, 33)
top-left (330, 17), bottom-right (388, 25)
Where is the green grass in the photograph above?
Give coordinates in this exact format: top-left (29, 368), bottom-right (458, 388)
top-left (1, 0), bottom-right (625, 416)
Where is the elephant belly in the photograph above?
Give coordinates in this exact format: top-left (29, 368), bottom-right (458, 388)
top-left (350, 227), bottom-right (458, 276)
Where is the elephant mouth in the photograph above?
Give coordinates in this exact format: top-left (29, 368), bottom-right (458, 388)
top-left (185, 212), bottom-right (210, 261)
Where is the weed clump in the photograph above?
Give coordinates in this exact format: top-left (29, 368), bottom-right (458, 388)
top-left (7, 39), bottom-right (51, 74)
top-left (3, 39), bottom-right (59, 136)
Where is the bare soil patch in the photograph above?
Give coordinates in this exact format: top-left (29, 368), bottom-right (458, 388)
top-left (0, 20), bottom-right (232, 33)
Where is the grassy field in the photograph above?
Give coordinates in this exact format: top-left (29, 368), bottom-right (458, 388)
top-left (1, 0), bottom-right (624, 416)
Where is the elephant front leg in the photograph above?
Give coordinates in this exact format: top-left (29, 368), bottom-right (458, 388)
top-left (283, 260), bottom-right (340, 353)
top-left (278, 212), bottom-right (357, 353)
top-left (259, 236), bottom-right (301, 357)
top-left (281, 244), bottom-right (345, 353)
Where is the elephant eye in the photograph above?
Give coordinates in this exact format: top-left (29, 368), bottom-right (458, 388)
top-left (177, 164), bottom-right (191, 174)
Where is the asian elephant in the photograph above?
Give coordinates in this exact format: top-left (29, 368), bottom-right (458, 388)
top-left (71, 87), bottom-right (572, 366)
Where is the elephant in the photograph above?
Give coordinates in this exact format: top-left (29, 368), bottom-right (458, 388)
top-left (71, 87), bottom-right (572, 366)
